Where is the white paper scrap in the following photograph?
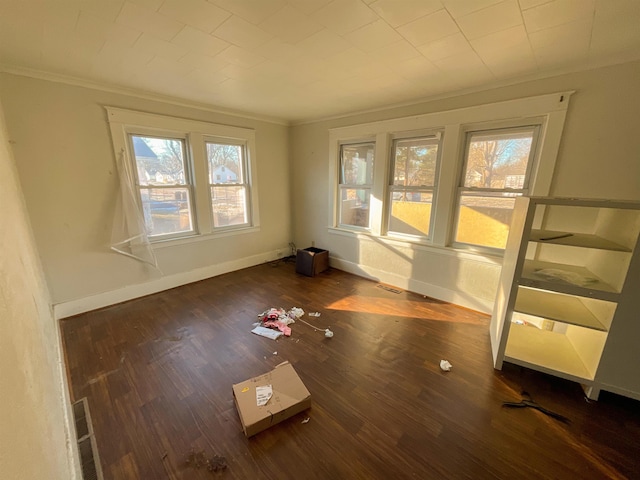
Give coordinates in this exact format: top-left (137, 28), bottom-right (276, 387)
top-left (256, 385), bottom-right (273, 406)
top-left (440, 360), bottom-right (452, 371)
top-left (301, 417), bottom-right (310, 424)
top-left (251, 326), bottom-right (283, 340)
top-left (308, 312), bottom-right (321, 317)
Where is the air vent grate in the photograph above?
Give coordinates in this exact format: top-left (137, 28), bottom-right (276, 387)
top-left (72, 398), bottom-right (103, 480)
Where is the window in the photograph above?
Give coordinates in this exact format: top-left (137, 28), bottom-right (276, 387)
top-left (338, 142), bottom-right (375, 229)
top-left (328, 91), bottom-right (571, 256)
top-left (129, 135), bottom-right (194, 239)
top-left (453, 126), bottom-right (539, 250)
top-left (106, 107), bottom-right (259, 243)
top-left (206, 140), bottom-right (250, 228)
top-left (388, 136), bottom-right (441, 239)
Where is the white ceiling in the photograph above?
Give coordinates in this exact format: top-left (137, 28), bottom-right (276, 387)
top-left (1, 0), bottom-right (639, 123)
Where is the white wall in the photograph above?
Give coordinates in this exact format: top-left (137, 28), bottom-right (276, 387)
top-left (0, 73), bottom-right (291, 316)
top-left (290, 61), bottom-right (640, 312)
top-left (0, 100), bottom-right (80, 479)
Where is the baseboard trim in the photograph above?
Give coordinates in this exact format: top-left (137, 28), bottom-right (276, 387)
top-left (330, 256), bottom-right (493, 314)
top-left (53, 248), bottom-right (289, 319)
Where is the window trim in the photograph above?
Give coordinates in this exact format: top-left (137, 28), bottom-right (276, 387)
top-left (127, 133), bottom-right (197, 241)
top-left (204, 136), bottom-right (252, 232)
top-left (328, 91), bottom-right (573, 256)
top-left (337, 140), bottom-right (376, 231)
top-left (450, 124), bottom-right (542, 254)
top-left (106, 107), bottom-right (259, 244)
top-left (386, 132), bottom-right (442, 242)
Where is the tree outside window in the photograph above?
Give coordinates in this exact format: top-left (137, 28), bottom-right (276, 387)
top-left (454, 127), bottom-right (538, 250)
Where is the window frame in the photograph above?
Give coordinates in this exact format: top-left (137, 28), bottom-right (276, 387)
top-left (127, 132), bottom-right (197, 241)
top-left (328, 91), bottom-right (573, 257)
top-left (106, 107), bottom-right (260, 245)
top-left (386, 132), bottom-right (442, 242)
top-left (204, 136), bottom-right (252, 231)
top-left (450, 124), bottom-right (542, 254)
top-left (337, 140), bottom-right (376, 231)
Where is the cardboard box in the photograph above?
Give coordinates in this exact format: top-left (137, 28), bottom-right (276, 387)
top-left (232, 361), bottom-right (311, 437)
top-left (295, 247), bottom-right (329, 277)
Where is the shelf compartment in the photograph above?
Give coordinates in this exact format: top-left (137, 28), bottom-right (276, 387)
top-left (520, 260), bottom-right (620, 302)
top-left (530, 230), bottom-right (631, 252)
top-left (514, 287), bottom-right (608, 331)
top-left (504, 323), bottom-right (595, 382)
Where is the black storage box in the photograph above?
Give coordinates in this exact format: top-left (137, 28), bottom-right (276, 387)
top-left (295, 247), bottom-right (329, 277)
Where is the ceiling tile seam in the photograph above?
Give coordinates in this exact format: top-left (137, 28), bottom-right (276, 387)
top-left (372, 7), bottom-right (455, 78)
top-left (364, 2), bottom-right (442, 29)
top-left (515, 1), bottom-right (541, 70)
top-left (442, 6), bottom-right (495, 80)
top-left (585, 6), bottom-right (598, 64)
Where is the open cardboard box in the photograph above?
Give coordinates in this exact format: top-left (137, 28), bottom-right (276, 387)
top-left (232, 361), bottom-right (311, 437)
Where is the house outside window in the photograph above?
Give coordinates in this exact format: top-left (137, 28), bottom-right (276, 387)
top-left (129, 135), bottom-right (194, 239)
top-left (328, 91), bottom-right (571, 256)
top-left (338, 142), bottom-right (375, 229)
top-left (206, 141), bottom-right (250, 229)
top-left (452, 126), bottom-right (540, 251)
top-left (107, 107), bottom-right (260, 244)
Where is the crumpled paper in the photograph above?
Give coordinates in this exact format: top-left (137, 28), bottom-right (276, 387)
top-left (439, 360), bottom-right (452, 371)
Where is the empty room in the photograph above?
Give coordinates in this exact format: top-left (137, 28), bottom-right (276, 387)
top-left (1, 1), bottom-right (640, 479)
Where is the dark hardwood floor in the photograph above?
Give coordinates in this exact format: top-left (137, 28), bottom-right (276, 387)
top-left (61, 260), bottom-right (640, 479)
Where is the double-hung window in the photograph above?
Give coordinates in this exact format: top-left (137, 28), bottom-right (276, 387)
top-left (338, 142), bottom-right (375, 229)
top-left (129, 135), bottom-right (194, 239)
top-left (452, 126), bottom-right (539, 250)
top-left (387, 135), bottom-right (441, 239)
top-left (206, 139), bottom-right (250, 229)
top-left (329, 92), bottom-right (570, 258)
top-left (107, 107), bottom-right (259, 244)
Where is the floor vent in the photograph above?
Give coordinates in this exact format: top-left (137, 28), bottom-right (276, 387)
top-left (73, 398), bottom-right (104, 480)
top-left (376, 284), bottom-right (402, 294)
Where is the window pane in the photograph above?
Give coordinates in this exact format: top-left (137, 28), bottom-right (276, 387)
top-left (211, 186), bottom-right (248, 227)
top-left (392, 139), bottom-right (438, 187)
top-left (339, 188), bottom-right (370, 228)
top-left (340, 143), bottom-right (374, 185)
top-left (389, 191), bottom-right (433, 237)
top-left (206, 143), bottom-right (243, 184)
top-left (463, 130), bottom-right (534, 188)
top-left (141, 188), bottom-right (193, 236)
top-left (132, 136), bottom-right (186, 186)
top-left (454, 193), bottom-right (520, 249)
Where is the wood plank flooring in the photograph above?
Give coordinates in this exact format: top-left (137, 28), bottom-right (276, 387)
top-left (60, 260), bottom-right (640, 479)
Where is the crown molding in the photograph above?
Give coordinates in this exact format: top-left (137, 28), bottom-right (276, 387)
top-left (0, 64), bottom-right (290, 126)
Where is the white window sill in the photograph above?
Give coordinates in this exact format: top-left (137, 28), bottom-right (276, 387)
top-left (327, 227), bottom-right (503, 265)
top-left (151, 226), bottom-right (260, 249)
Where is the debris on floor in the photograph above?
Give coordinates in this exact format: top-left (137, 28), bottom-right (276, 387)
top-left (252, 307), bottom-right (333, 339)
top-left (439, 360), bottom-right (452, 371)
top-left (502, 391), bottom-right (570, 424)
top-left (251, 325), bottom-right (283, 340)
top-left (184, 449), bottom-right (227, 474)
top-left (299, 317), bottom-right (334, 338)
top-left (301, 417), bottom-right (310, 424)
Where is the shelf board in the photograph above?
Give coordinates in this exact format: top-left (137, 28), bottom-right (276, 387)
top-left (530, 230), bottom-right (631, 252)
top-left (505, 324), bottom-right (594, 382)
top-left (520, 260), bottom-right (620, 302)
top-left (514, 287), bottom-right (608, 331)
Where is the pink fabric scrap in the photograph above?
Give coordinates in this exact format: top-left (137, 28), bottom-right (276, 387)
top-left (263, 320), bottom-right (291, 336)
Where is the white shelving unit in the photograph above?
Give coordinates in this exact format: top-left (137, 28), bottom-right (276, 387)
top-left (491, 197), bottom-right (640, 400)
